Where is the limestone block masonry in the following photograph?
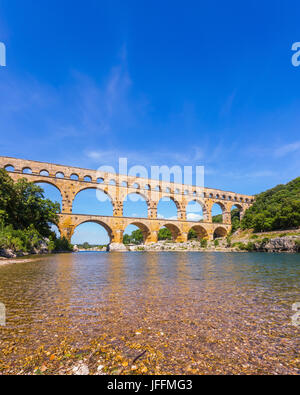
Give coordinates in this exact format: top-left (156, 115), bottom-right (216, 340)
top-left (0, 156), bottom-right (254, 243)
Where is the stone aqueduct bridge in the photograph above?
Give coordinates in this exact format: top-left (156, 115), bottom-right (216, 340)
top-left (1, 156), bottom-right (254, 244)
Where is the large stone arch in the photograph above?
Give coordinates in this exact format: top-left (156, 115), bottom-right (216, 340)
top-left (213, 226), bottom-right (228, 239)
top-left (186, 199), bottom-right (209, 222)
top-left (33, 179), bottom-right (63, 194)
top-left (160, 223), bottom-right (183, 242)
top-left (123, 191), bottom-right (150, 218)
top-left (123, 221), bottom-right (151, 244)
top-left (157, 196), bottom-right (179, 220)
top-left (123, 190), bottom-right (150, 205)
top-left (33, 180), bottom-right (64, 212)
top-left (210, 201), bottom-right (227, 223)
top-left (158, 195), bottom-right (186, 220)
top-left (229, 202), bottom-right (246, 220)
top-left (72, 186), bottom-right (114, 215)
top-left (73, 219), bottom-right (114, 243)
top-left (188, 225), bottom-right (209, 240)
top-left (74, 186), bottom-right (114, 202)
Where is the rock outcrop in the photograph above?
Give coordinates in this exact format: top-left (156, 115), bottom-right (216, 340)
top-left (108, 243), bottom-right (128, 252)
top-left (259, 236), bottom-right (300, 253)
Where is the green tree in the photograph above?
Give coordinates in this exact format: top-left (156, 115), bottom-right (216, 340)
top-left (188, 228), bottom-right (198, 240)
top-left (83, 242), bottom-right (90, 250)
top-left (123, 229), bottom-right (144, 245)
top-left (158, 228), bottom-right (172, 241)
top-left (0, 170), bottom-right (60, 237)
top-left (123, 234), bottom-right (131, 245)
top-left (242, 177), bottom-right (300, 232)
top-left (0, 170), bottom-right (70, 255)
top-left (212, 214), bottom-right (223, 223)
top-left (231, 208), bottom-right (241, 233)
top-left (131, 229), bottom-right (144, 244)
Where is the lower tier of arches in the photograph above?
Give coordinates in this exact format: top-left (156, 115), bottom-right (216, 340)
top-left (58, 213), bottom-right (231, 245)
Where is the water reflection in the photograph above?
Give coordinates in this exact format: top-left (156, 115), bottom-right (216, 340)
top-left (0, 252), bottom-right (299, 374)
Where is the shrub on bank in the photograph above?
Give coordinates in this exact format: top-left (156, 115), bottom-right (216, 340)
top-left (200, 239), bottom-right (208, 248)
top-left (0, 220), bottom-right (73, 255)
top-left (48, 236), bottom-right (73, 253)
top-left (0, 222), bottom-right (43, 253)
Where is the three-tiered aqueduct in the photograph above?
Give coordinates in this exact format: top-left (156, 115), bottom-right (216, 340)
top-left (0, 156), bottom-right (254, 244)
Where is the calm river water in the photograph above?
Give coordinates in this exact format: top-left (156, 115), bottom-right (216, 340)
top-left (0, 252), bottom-right (299, 374)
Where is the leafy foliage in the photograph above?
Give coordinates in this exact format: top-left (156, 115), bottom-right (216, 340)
top-left (0, 169), bottom-right (60, 237)
top-left (0, 169), bottom-right (72, 254)
top-left (123, 229), bottom-right (144, 245)
top-left (83, 242), bottom-right (90, 250)
top-left (200, 239), bottom-right (208, 248)
top-left (212, 214), bottom-right (222, 223)
top-left (231, 209), bottom-right (241, 233)
top-left (158, 228), bottom-right (172, 241)
top-left (241, 177), bottom-right (300, 232)
top-left (188, 229), bottom-right (197, 240)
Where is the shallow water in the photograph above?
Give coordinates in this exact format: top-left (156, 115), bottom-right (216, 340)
top-left (0, 252), bottom-right (299, 374)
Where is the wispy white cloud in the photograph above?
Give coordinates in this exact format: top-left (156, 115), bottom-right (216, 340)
top-left (157, 214), bottom-right (177, 220)
top-left (274, 141), bottom-right (300, 157)
top-left (220, 89), bottom-right (237, 117)
top-left (187, 213), bottom-right (202, 221)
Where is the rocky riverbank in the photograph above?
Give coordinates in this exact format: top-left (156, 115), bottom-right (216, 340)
top-left (109, 230), bottom-right (300, 253)
top-left (0, 240), bottom-right (50, 259)
top-left (0, 241), bottom-right (75, 260)
top-left (73, 245), bottom-right (107, 253)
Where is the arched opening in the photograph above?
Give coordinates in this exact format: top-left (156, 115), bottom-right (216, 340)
top-left (23, 167), bottom-right (32, 174)
top-left (186, 200), bottom-right (204, 222)
top-left (84, 175), bottom-right (92, 182)
top-left (212, 203), bottom-right (224, 224)
top-left (72, 221), bottom-right (111, 248)
top-left (157, 197), bottom-right (178, 220)
top-left (71, 174), bottom-right (79, 181)
top-left (188, 225), bottom-right (208, 240)
top-left (40, 170), bottom-right (49, 177)
top-left (35, 182), bottom-right (63, 212)
top-left (213, 227), bottom-right (227, 239)
top-left (123, 193), bottom-right (148, 218)
top-left (231, 204), bottom-right (243, 233)
top-left (121, 181), bottom-right (128, 188)
top-left (158, 224), bottom-right (181, 241)
top-left (72, 188), bottom-right (113, 216)
top-left (5, 165), bottom-right (15, 172)
top-left (123, 222), bottom-right (150, 245)
top-left (56, 172), bottom-right (64, 179)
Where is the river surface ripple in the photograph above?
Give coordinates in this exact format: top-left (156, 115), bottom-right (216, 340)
top-left (0, 252), bottom-right (299, 374)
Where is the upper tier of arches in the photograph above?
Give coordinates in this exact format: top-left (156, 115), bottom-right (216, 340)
top-left (2, 161), bottom-right (254, 204)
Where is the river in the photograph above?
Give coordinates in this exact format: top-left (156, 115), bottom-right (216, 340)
top-left (0, 252), bottom-right (299, 374)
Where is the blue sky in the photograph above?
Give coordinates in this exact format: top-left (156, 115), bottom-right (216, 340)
top-left (1, 1), bottom-right (300, 243)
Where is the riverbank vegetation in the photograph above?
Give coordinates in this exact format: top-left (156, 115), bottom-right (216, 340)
top-left (0, 169), bottom-right (73, 257)
top-left (241, 177), bottom-right (300, 232)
